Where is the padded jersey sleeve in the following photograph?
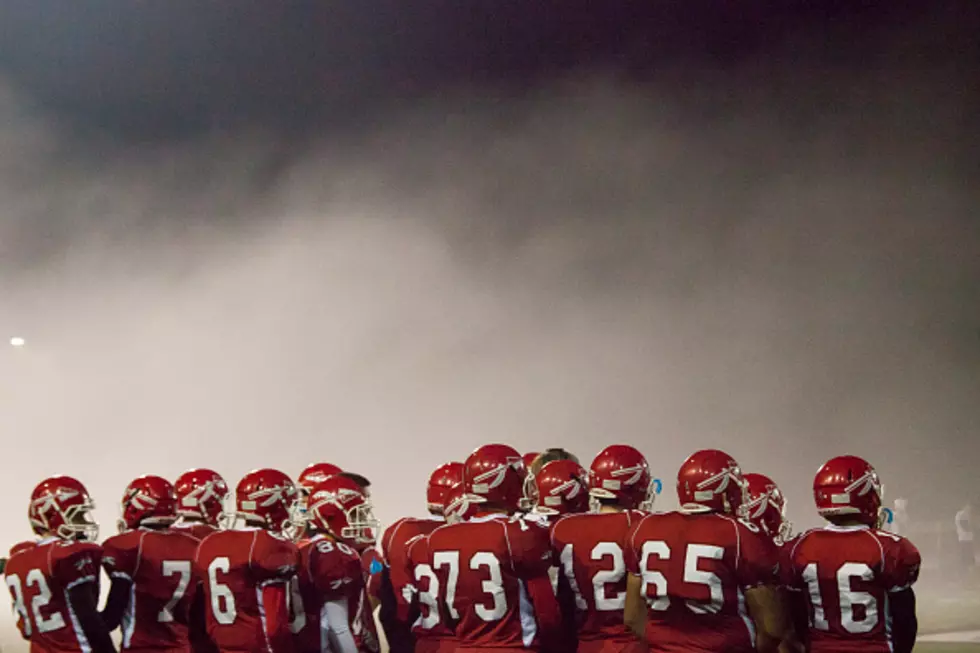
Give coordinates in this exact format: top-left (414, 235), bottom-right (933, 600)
top-left (507, 517), bottom-right (553, 578)
top-left (881, 533), bottom-right (921, 592)
top-left (252, 532), bottom-right (300, 583)
top-left (734, 519), bottom-right (779, 590)
top-left (101, 533), bottom-right (139, 580)
top-left (53, 542), bottom-right (102, 588)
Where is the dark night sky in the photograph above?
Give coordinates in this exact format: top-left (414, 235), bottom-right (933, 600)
top-left (1, 1), bottom-right (973, 139)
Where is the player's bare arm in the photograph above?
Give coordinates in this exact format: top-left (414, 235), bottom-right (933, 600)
top-left (744, 585), bottom-right (803, 653)
top-left (623, 573), bottom-right (647, 640)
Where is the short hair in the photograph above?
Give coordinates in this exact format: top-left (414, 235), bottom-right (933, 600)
top-left (340, 472), bottom-right (371, 489)
top-left (530, 448), bottom-right (579, 476)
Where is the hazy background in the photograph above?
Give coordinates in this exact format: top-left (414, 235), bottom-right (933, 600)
top-left (0, 2), bottom-right (978, 638)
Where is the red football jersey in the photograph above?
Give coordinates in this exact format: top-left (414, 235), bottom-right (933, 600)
top-left (404, 533), bottom-right (457, 653)
top-left (425, 513), bottom-right (553, 650)
top-left (624, 511), bottom-right (779, 653)
top-left (293, 535), bottom-right (364, 653)
top-left (785, 524), bottom-right (921, 653)
top-left (380, 517), bottom-right (443, 626)
top-left (550, 510), bottom-right (646, 649)
top-left (4, 537), bottom-right (102, 653)
top-left (171, 521), bottom-right (218, 542)
top-left (102, 528), bottom-right (202, 652)
top-left (194, 528), bottom-right (300, 653)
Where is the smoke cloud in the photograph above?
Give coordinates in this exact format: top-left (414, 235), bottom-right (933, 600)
top-left (0, 10), bottom-right (978, 615)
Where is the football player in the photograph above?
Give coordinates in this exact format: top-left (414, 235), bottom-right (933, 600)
top-left (741, 472), bottom-right (799, 652)
top-left (336, 471), bottom-right (383, 653)
top-left (101, 475), bottom-right (205, 652)
top-left (783, 455), bottom-right (920, 653)
top-left (623, 449), bottom-right (800, 653)
top-left (4, 476), bottom-right (115, 653)
top-left (549, 445), bottom-right (652, 653)
top-left (294, 475), bottom-right (379, 653)
top-left (171, 468), bottom-right (229, 540)
top-left (401, 480), bottom-right (475, 653)
top-left (378, 461), bottom-right (463, 653)
top-left (194, 469), bottom-right (300, 653)
top-left (424, 444), bottom-right (562, 652)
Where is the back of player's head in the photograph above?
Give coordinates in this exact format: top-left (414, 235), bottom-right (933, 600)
top-left (427, 462), bottom-right (464, 516)
top-left (340, 471), bottom-right (371, 495)
top-left (676, 449), bottom-right (747, 515)
top-left (531, 448), bottom-right (580, 475)
top-left (533, 460), bottom-right (589, 516)
top-left (307, 474), bottom-right (379, 546)
top-left (29, 475), bottom-right (99, 541)
top-left (119, 475), bottom-right (177, 533)
top-left (813, 455), bottom-right (883, 528)
top-left (464, 443), bottom-right (526, 513)
top-left (589, 444), bottom-right (656, 511)
top-left (174, 468), bottom-right (228, 527)
top-left (234, 468), bottom-right (298, 534)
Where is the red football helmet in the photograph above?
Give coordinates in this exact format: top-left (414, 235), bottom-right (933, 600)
top-left (307, 475), bottom-right (379, 545)
top-left (589, 445), bottom-right (655, 510)
top-left (233, 469), bottom-right (298, 533)
top-left (9, 541), bottom-right (36, 557)
top-left (464, 444), bottom-right (526, 511)
top-left (676, 449), bottom-right (747, 514)
top-left (741, 473), bottom-right (792, 544)
top-left (297, 462), bottom-right (343, 494)
top-left (427, 462), bottom-right (464, 516)
top-left (445, 483), bottom-right (479, 524)
top-left (534, 460), bottom-right (589, 516)
top-left (119, 475), bottom-right (178, 533)
top-left (813, 455), bottom-right (883, 527)
top-left (174, 468), bottom-right (228, 526)
top-left (294, 462), bottom-right (343, 526)
top-left (28, 476), bottom-right (99, 541)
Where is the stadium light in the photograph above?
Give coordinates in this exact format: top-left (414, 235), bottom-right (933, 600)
top-left (9, 336), bottom-right (25, 347)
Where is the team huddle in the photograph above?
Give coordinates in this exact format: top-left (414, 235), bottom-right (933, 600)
top-left (4, 444), bottom-right (921, 653)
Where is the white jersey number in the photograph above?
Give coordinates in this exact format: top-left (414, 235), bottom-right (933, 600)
top-left (639, 541), bottom-right (725, 614)
top-left (434, 550), bottom-right (507, 622)
top-left (158, 560), bottom-right (192, 623)
top-left (5, 570), bottom-right (68, 636)
top-left (207, 557), bottom-right (238, 624)
top-left (412, 564), bottom-right (441, 630)
top-left (559, 542), bottom-right (626, 612)
top-left (802, 562), bottom-right (878, 633)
